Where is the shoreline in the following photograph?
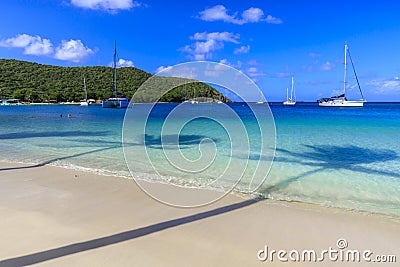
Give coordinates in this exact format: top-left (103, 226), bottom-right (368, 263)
top-left (1, 158), bottom-right (399, 222)
top-left (1, 161), bottom-right (399, 266)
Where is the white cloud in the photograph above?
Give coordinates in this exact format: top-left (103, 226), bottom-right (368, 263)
top-left (219, 59), bottom-right (243, 69)
top-left (25, 38), bottom-right (53, 55)
top-left (234, 45), bottom-right (250, 54)
top-left (219, 58), bottom-right (230, 65)
top-left (181, 32), bottom-right (240, 60)
top-left (320, 61), bottom-right (335, 71)
top-left (242, 7), bottom-right (265, 23)
top-left (155, 65), bottom-right (172, 73)
top-left (0, 34), bottom-right (34, 47)
top-left (367, 77), bottom-right (400, 94)
top-left (198, 5), bottom-right (282, 25)
top-left (180, 41), bottom-right (219, 60)
top-left (246, 67), bottom-right (265, 77)
top-left (71, 0), bottom-right (141, 12)
top-left (191, 32), bottom-right (240, 44)
top-left (0, 34), bottom-right (95, 62)
top-left (204, 59), bottom-right (241, 77)
top-left (155, 65), bottom-right (198, 79)
top-left (0, 34), bottom-right (53, 56)
top-left (198, 5), bottom-right (236, 23)
top-left (245, 67), bottom-right (265, 83)
top-left (108, 58), bottom-right (134, 67)
top-left (265, 15), bottom-right (283, 24)
top-left (116, 58), bottom-right (134, 67)
top-left (54, 39), bottom-right (94, 62)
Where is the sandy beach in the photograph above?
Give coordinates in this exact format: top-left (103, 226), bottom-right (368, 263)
top-left (0, 161), bottom-right (399, 266)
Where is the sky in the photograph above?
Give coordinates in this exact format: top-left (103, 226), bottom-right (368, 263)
top-left (0, 0), bottom-right (400, 101)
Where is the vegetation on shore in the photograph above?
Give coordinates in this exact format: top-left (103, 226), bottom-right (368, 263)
top-left (0, 59), bottom-right (227, 103)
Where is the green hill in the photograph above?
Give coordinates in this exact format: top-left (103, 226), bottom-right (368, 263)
top-left (0, 59), bottom-right (227, 103)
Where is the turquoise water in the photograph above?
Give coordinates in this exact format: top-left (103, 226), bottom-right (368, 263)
top-left (0, 103), bottom-right (399, 217)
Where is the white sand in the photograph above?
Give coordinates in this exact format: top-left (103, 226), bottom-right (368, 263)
top-left (0, 161), bottom-right (399, 266)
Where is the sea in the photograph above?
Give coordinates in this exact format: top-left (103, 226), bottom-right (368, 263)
top-left (0, 102), bottom-right (399, 218)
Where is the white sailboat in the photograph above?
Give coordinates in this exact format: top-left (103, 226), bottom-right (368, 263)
top-left (80, 77), bottom-right (89, 106)
top-left (191, 86), bottom-right (198, 104)
top-left (283, 76), bottom-right (296, 105)
top-left (102, 41), bottom-right (130, 108)
top-left (318, 43), bottom-right (366, 107)
top-left (256, 95), bottom-right (265, 104)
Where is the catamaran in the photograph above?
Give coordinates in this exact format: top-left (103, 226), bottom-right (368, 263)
top-left (1, 99), bottom-right (24, 105)
top-left (283, 76), bottom-right (296, 105)
top-left (102, 41), bottom-right (130, 108)
top-left (318, 43), bottom-right (366, 107)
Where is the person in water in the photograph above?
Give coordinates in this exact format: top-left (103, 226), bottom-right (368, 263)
top-left (67, 113), bottom-right (71, 118)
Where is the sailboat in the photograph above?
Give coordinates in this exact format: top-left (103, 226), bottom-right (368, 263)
top-left (318, 43), bottom-right (366, 107)
top-left (191, 86), bottom-right (198, 104)
top-left (80, 77), bottom-right (89, 106)
top-left (283, 76), bottom-right (296, 105)
top-left (256, 95), bottom-right (265, 104)
top-left (102, 41), bottom-right (130, 108)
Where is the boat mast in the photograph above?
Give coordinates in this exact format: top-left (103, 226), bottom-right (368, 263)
top-left (286, 87), bottom-right (289, 101)
top-left (83, 77), bottom-right (87, 100)
top-left (343, 43), bottom-right (347, 97)
top-left (184, 80), bottom-right (187, 101)
top-left (113, 40), bottom-right (117, 98)
top-left (291, 76), bottom-right (295, 102)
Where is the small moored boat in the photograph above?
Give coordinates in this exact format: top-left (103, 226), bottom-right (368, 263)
top-left (283, 76), bottom-right (296, 105)
top-left (102, 41), bottom-right (131, 109)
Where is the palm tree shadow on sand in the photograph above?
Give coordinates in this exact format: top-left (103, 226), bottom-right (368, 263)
top-left (259, 144), bottom-right (399, 194)
top-left (0, 198), bottom-right (260, 266)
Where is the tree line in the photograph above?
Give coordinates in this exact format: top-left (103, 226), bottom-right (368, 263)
top-left (0, 59), bottom-right (228, 103)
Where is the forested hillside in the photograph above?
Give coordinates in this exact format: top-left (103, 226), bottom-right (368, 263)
top-left (0, 59), bottom-right (226, 102)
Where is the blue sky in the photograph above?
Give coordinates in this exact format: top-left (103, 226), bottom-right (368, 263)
top-left (1, 0), bottom-right (400, 101)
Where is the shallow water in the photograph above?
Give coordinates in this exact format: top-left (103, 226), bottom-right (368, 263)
top-left (0, 102), bottom-right (399, 217)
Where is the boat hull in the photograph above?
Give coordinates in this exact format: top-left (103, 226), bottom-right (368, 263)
top-left (318, 100), bottom-right (364, 107)
top-left (283, 101), bottom-right (296, 105)
top-left (102, 98), bottom-right (130, 108)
